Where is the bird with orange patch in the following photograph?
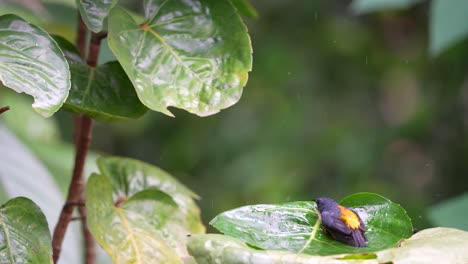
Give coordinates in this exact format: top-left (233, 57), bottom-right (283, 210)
top-left (314, 197), bottom-right (367, 247)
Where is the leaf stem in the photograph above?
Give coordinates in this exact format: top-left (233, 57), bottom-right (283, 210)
top-left (298, 209), bottom-right (321, 253)
top-left (0, 106), bottom-right (10, 115)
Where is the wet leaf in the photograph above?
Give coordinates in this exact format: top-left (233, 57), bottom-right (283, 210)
top-left (187, 228), bottom-right (468, 264)
top-left (429, 0), bottom-right (468, 55)
top-left (108, 0), bottom-right (252, 117)
top-left (230, 0), bottom-right (258, 18)
top-left (187, 234), bottom-right (376, 264)
top-left (86, 173), bottom-right (182, 263)
top-left (0, 197), bottom-right (52, 263)
top-left (77, 0), bottom-right (118, 33)
top-left (210, 193), bottom-right (412, 255)
top-left (0, 14), bottom-right (70, 117)
top-left (97, 156), bottom-right (205, 234)
top-left (53, 36), bottom-right (148, 121)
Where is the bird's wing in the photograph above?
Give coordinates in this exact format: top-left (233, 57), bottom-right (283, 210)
top-left (321, 213), bottom-right (353, 235)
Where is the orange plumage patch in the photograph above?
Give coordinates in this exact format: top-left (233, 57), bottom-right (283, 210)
top-left (337, 205), bottom-right (361, 230)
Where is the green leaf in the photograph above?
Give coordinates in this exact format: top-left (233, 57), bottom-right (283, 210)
top-left (77, 0), bottom-right (118, 33)
top-left (0, 197), bottom-right (52, 263)
top-left (86, 173), bottom-right (182, 263)
top-left (0, 14), bottom-right (70, 117)
top-left (428, 193), bottom-right (468, 231)
top-left (350, 0), bottom-right (422, 14)
top-left (97, 156), bottom-right (205, 235)
top-left (210, 193), bottom-right (412, 256)
top-left (230, 0), bottom-right (258, 18)
top-left (52, 35), bottom-right (148, 121)
top-left (108, 1), bottom-right (252, 117)
top-left (51, 35), bottom-right (84, 65)
top-left (429, 0), bottom-right (468, 55)
top-left (188, 228), bottom-right (468, 264)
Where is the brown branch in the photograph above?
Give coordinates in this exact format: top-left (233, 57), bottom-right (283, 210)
top-left (87, 32), bottom-right (107, 67)
top-left (52, 116), bottom-right (93, 263)
top-left (77, 14), bottom-right (98, 264)
top-left (52, 26), bottom-right (108, 264)
top-left (0, 106), bottom-right (10, 115)
top-left (76, 15), bottom-right (87, 57)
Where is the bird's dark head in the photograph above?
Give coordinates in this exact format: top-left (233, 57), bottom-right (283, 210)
top-left (313, 197), bottom-right (339, 212)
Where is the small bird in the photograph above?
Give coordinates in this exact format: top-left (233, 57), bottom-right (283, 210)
top-left (314, 197), bottom-right (367, 247)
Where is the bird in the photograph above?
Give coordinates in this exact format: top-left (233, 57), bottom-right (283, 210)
top-left (313, 197), bottom-right (367, 247)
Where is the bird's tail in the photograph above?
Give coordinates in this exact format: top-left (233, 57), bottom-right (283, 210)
top-left (351, 230), bottom-right (367, 247)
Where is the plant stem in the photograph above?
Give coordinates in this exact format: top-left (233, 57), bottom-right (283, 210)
top-left (52, 116), bottom-right (93, 263)
top-left (0, 106), bottom-right (10, 115)
top-left (75, 14), bottom-right (97, 264)
top-left (76, 15), bottom-right (87, 57)
top-left (52, 16), bottom-right (107, 264)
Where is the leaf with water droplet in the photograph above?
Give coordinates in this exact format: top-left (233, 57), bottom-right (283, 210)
top-left (107, 0), bottom-right (252, 117)
top-left (210, 193), bottom-right (413, 255)
top-left (0, 197), bottom-right (52, 263)
top-left (86, 173), bottom-right (182, 263)
top-left (0, 14), bottom-right (70, 117)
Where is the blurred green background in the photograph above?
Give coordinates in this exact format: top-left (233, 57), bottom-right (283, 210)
top-left (1, 0), bottom-right (468, 232)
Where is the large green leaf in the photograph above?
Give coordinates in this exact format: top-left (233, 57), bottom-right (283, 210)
top-left (52, 36), bottom-right (148, 121)
top-left (0, 197), bottom-right (52, 263)
top-left (108, 0), bottom-right (252, 117)
top-left (77, 0), bottom-right (118, 33)
top-left (0, 14), bottom-right (70, 117)
top-left (350, 0), bottom-right (422, 14)
top-left (86, 173), bottom-right (182, 263)
top-left (97, 156), bottom-right (205, 234)
top-left (210, 193), bottom-right (412, 255)
top-left (429, 0), bottom-right (468, 55)
top-left (187, 228), bottom-right (468, 264)
top-left (428, 193), bottom-right (468, 231)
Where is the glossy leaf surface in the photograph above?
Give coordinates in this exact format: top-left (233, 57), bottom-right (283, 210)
top-left (108, 0), bottom-right (252, 116)
top-left (0, 14), bottom-right (70, 117)
top-left (53, 36), bottom-right (148, 121)
top-left (86, 174), bottom-right (182, 263)
top-left (0, 197), bottom-right (52, 263)
top-left (77, 0), bottom-right (118, 33)
top-left (210, 193), bottom-right (412, 255)
top-left (429, 0), bottom-right (468, 55)
top-left (97, 156), bottom-right (205, 235)
top-left (187, 228), bottom-right (468, 264)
